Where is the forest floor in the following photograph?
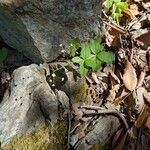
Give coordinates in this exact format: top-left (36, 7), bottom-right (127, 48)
top-left (0, 0), bottom-right (150, 149)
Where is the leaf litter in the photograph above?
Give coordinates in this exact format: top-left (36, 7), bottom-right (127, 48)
top-left (68, 0), bottom-right (150, 149)
top-left (0, 0), bottom-right (150, 149)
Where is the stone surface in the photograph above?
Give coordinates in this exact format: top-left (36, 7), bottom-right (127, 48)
top-left (0, 64), bottom-right (58, 145)
top-left (0, 0), bottom-right (102, 62)
top-left (76, 116), bottom-right (120, 150)
top-left (0, 62), bottom-right (120, 149)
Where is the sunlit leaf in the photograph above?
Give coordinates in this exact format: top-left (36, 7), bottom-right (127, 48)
top-left (79, 62), bottom-right (89, 77)
top-left (80, 42), bottom-right (91, 59)
top-left (97, 51), bottom-right (115, 63)
top-left (117, 2), bottom-right (128, 10)
top-left (85, 55), bottom-right (102, 71)
top-left (72, 57), bottom-right (83, 64)
top-left (103, 0), bottom-right (113, 9)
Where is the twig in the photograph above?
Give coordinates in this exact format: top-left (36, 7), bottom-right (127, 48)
top-left (80, 105), bottom-right (129, 130)
top-left (67, 104), bottom-right (72, 149)
top-left (103, 21), bottom-right (126, 34)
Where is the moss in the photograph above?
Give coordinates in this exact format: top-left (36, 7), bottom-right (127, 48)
top-left (1, 122), bottom-right (67, 150)
top-left (73, 78), bottom-right (91, 103)
top-left (90, 143), bottom-right (110, 150)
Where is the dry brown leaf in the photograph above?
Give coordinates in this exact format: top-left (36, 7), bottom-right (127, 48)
top-left (143, 92), bottom-right (150, 104)
top-left (91, 72), bottom-right (100, 84)
top-left (137, 70), bottom-right (146, 88)
top-left (129, 4), bottom-right (139, 16)
top-left (123, 8), bottom-right (135, 19)
top-left (135, 104), bottom-right (149, 128)
top-left (145, 115), bottom-right (150, 129)
top-left (123, 60), bottom-right (137, 91)
top-left (113, 130), bottom-right (128, 150)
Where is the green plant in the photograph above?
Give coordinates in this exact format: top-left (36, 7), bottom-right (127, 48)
top-left (103, 0), bottom-right (128, 23)
top-left (0, 47), bottom-right (8, 63)
top-left (71, 36), bottom-right (115, 77)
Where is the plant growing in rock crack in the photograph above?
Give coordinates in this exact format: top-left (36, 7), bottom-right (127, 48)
top-left (103, 0), bottom-right (128, 24)
top-left (70, 36), bottom-right (115, 77)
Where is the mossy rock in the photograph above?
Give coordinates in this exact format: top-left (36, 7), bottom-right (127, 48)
top-left (72, 78), bottom-right (92, 104)
top-left (1, 122), bottom-right (67, 150)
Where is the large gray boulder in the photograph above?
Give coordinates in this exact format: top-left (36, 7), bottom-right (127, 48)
top-left (0, 64), bottom-right (58, 145)
top-left (0, 0), bottom-right (102, 62)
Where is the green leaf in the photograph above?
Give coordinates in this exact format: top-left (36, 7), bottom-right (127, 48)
top-left (93, 36), bottom-right (104, 54)
top-left (70, 38), bottom-right (80, 57)
top-left (114, 12), bottom-right (123, 17)
top-left (80, 42), bottom-right (91, 59)
top-left (97, 51), bottom-right (115, 63)
top-left (113, 0), bottom-right (121, 3)
top-left (72, 57), bottom-right (83, 64)
top-left (79, 62), bottom-right (89, 77)
top-left (103, 0), bottom-right (113, 9)
top-left (89, 39), bottom-right (96, 54)
top-left (112, 3), bottom-right (117, 14)
top-left (0, 47), bottom-right (8, 62)
top-left (85, 55), bottom-right (102, 71)
top-left (117, 2), bottom-right (128, 10)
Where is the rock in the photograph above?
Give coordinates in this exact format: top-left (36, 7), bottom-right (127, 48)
top-left (0, 5), bottom-right (43, 63)
top-left (75, 116), bottom-right (120, 150)
top-left (0, 64), bottom-right (58, 145)
top-left (0, 0), bottom-right (102, 62)
top-left (1, 122), bottom-right (68, 150)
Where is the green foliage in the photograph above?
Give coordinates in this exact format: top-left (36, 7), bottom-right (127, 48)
top-left (0, 47), bottom-right (8, 63)
top-left (103, 0), bottom-right (128, 23)
top-left (71, 36), bottom-right (115, 77)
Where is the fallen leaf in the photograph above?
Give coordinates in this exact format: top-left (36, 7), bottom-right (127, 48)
top-left (137, 70), bottom-right (146, 88)
top-left (123, 60), bottom-right (137, 91)
top-left (103, 66), bottom-right (120, 84)
top-left (123, 8), bottom-right (135, 19)
top-left (135, 104), bottom-right (149, 128)
top-left (91, 72), bottom-right (100, 84)
top-left (135, 87), bottom-right (145, 113)
top-left (145, 115), bottom-right (150, 129)
top-left (129, 4), bottom-right (139, 16)
top-left (107, 84), bottom-right (120, 103)
top-left (143, 92), bottom-right (150, 104)
top-left (112, 128), bottom-right (123, 146)
top-left (105, 29), bottom-right (115, 47)
top-left (113, 130), bottom-right (128, 150)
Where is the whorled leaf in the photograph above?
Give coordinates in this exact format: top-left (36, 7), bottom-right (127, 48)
top-left (97, 51), bottom-right (115, 63)
top-left (85, 55), bottom-right (102, 71)
top-left (72, 56), bottom-right (83, 64)
top-left (80, 42), bottom-right (91, 59)
top-left (79, 62), bottom-right (89, 77)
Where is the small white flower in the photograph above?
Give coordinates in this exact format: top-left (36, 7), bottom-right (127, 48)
top-left (59, 44), bottom-right (63, 47)
top-left (70, 44), bottom-right (73, 47)
top-left (61, 77), bottom-right (65, 81)
top-left (52, 73), bottom-right (56, 77)
top-left (52, 84), bottom-right (55, 87)
top-left (61, 49), bottom-right (66, 53)
top-left (49, 79), bottom-right (52, 83)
